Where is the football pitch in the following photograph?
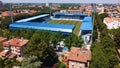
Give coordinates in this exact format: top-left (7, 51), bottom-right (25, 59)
top-left (49, 20), bottom-right (82, 36)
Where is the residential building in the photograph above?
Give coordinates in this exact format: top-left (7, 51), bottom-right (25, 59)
top-left (103, 17), bottom-right (120, 29)
top-left (63, 47), bottom-right (91, 68)
top-left (0, 37), bottom-right (29, 59)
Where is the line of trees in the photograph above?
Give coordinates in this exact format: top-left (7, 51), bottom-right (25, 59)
top-left (90, 13), bottom-right (120, 68)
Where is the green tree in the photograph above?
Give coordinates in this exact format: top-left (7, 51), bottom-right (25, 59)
top-left (0, 43), bottom-right (4, 51)
top-left (4, 59), bottom-right (14, 68)
top-left (113, 28), bottom-right (120, 48)
top-left (99, 13), bottom-right (108, 21)
top-left (25, 41), bottom-right (58, 67)
top-left (56, 62), bottom-right (66, 68)
top-left (3, 29), bottom-right (11, 39)
top-left (24, 31), bottom-right (59, 67)
top-left (0, 58), bottom-right (4, 68)
top-left (1, 17), bottom-right (11, 29)
top-left (21, 56), bottom-right (42, 68)
top-left (108, 56), bottom-right (119, 68)
top-left (64, 34), bottom-right (83, 50)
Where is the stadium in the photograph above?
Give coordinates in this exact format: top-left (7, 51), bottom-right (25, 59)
top-left (10, 14), bottom-right (75, 35)
top-left (9, 12), bottom-right (92, 36)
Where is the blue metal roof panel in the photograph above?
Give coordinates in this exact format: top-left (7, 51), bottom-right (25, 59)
top-left (16, 14), bottom-right (49, 22)
top-left (83, 17), bottom-right (92, 22)
top-left (80, 22), bottom-right (93, 30)
top-left (9, 22), bottom-right (75, 33)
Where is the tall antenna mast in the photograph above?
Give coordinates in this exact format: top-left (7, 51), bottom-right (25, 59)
top-left (10, 3), bottom-right (14, 23)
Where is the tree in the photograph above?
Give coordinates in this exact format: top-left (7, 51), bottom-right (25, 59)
top-left (56, 62), bottom-right (66, 68)
top-left (4, 59), bottom-right (14, 68)
top-left (101, 36), bottom-right (116, 48)
top-left (24, 30), bottom-right (59, 67)
top-left (0, 58), bottom-right (4, 68)
top-left (64, 34), bottom-right (83, 50)
top-left (14, 13), bottom-right (31, 22)
top-left (90, 43), bottom-right (109, 68)
top-left (108, 56), bottom-right (120, 68)
top-left (90, 12), bottom-right (119, 68)
top-left (1, 17), bottom-right (11, 29)
top-left (113, 28), bottom-right (120, 48)
top-left (3, 29), bottom-right (11, 39)
top-left (0, 43), bottom-right (4, 51)
top-left (0, 29), bottom-right (3, 36)
top-left (21, 56), bottom-right (42, 68)
top-left (25, 41), bottom-right (58, 67)
top-left (99, 13), bottom-right (108, 21)
top-left (41, 7), bottom-right (52, 14)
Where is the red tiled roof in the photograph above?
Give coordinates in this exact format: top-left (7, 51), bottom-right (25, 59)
top-left (1, 11), bottom-right (10, 17)
top-left (1, 11), bottom-right (19, 17)
top-left (30, 10), bottom-right (37, 13)
top-left (3, 38), bottom-right (29, 47)
top-left (0, 37), bottom-right (7, 42)
top-left (68, 47), bottom-right (91, 63)
top-left (104, 17), bottom-right (120, 23)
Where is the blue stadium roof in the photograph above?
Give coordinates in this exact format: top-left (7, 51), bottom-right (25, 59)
top-left (54, 12), bottom-right (88, 16)
top-left (80, 22), bottom-right (93, 30)
top-left (16, 14), bottom-right (49, 22)
top-left (83, 17), bottom-right (92, 22)
top-left (83, 21), bottom-right (92, 24)
top-left (9, 22), bottom-right (75, 33)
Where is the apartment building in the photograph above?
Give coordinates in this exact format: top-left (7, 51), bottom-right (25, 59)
top-left (0, 37), bottom-right (29, 59)
top-left (63, 47), bottom-right (91, 68)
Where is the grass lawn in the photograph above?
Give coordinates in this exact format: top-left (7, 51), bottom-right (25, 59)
top-left (49, 20), bottom-right (82, 36)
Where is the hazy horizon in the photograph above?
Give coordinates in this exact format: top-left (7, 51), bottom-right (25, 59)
top-left (0, 0), bottom-right (119, 4)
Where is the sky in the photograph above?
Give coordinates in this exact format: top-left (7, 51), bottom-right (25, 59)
top-left (0, 0), bottom-right (119, 4)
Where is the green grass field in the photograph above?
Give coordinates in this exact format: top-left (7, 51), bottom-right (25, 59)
top-left (49, 20), bottom-right (82, 36)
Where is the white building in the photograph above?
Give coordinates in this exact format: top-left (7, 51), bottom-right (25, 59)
top-left (103, 17), bottom-right (120, 29)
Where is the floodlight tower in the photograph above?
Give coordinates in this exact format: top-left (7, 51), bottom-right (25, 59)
top-left (91, 3), bottom-right (96, 43)
top-left (10, 3), bottom-right (14, 23)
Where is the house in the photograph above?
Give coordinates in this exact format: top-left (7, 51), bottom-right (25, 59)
top-left (0, 38), bottom-right (29, 59)
top-left (63, 47), bottom-right (91, 68)
top-left (103, 17), bottom-right (120, 29)
top-left (1, 11), bottom-right (11, 17)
